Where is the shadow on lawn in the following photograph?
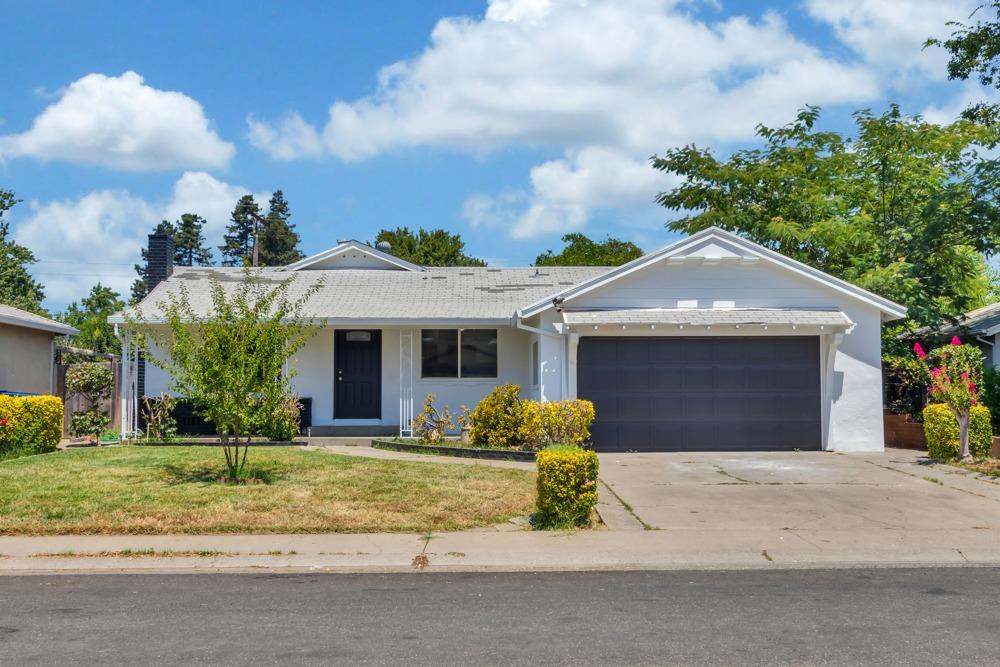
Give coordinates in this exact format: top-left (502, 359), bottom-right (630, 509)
top-left (159, 463), bottom-right (279, 486)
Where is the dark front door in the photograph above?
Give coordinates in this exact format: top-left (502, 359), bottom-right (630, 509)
top-left (335, 330), bottom-right (381, 419)
top-left (577, 336), bottom-right (822, 452)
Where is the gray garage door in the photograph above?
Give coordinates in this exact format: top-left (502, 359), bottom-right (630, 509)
top-left (577, 336), bottom-right (822, 452)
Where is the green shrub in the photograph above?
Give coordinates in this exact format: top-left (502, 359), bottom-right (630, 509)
top-left (0, 395), bottom-right (64, 460)
top-left (261, 393), bottom-right (302, 441)
top-left (534, 444), bottom-right (599, 529)
top-left (922, 403), bottom-right (993, 460)
top-left (470, 384), bottom-right (526, 449)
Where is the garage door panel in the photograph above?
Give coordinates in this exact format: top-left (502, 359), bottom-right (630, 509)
top-left (651, 371), bottom-right (682, 391)
top-left (578, 336), bottom-right (821, 452)
top-left (617, 367), bottom-right (651, 392)
top-left (649, 340), bottom-right (684, 362)
top-left (682, 367), bottom-right (715, 390)
top-left (683, 339), bottom-right (715, 362)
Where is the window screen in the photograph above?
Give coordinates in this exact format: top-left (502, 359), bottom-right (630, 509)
top-left (461, 329), bottom-right (498, 378)
top-left (421, 329), bottom-right (458, 378)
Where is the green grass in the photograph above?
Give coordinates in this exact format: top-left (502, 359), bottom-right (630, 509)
top-left (0, 446), bottom-right (536, 535)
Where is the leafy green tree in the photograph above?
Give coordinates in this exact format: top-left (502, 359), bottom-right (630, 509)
top-left (375, 227), bottom-right (486, 266)
top-left (259, 190), bottom-right (304, 266)
top-left (0, 189), bottom-right (46, 314)
top-left (652, 105), bottom-right (1000, 326)
top-left (219, 194), bottom-right (259, 267)
top-left (130, 269), bottom-right (323, 481)
top-left (60, 283), bottom-right (125, 355)
top-left (535, 233), bottom-right (644, 266)
top-left (172, 213), bottom-right (213, 266)
top-left (927, 2), bottom-right (1000, 119)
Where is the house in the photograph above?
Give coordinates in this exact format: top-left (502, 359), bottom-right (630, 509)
top-left (912, 302), bottom-right (1000, 368)
top-left (112, 227), bottom-right (906, 452)
top-left (0, 303), bottom-right (78, 395)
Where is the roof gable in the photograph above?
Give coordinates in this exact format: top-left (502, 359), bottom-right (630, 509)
top-left (518, 227), bottom-right (907, 320)
top-left (282, 240), bottom-right (423, 272)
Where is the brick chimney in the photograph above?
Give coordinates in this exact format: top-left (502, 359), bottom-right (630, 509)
top-left (147, 232), bottom-right (174, 292)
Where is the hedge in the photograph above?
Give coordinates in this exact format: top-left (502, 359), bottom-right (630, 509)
top-left (468, 384), bottom-right (595, 451)
top-left (535, 445), bottom-right (599, 528)
top-left (922, 403), bottom-right (993, 460)
top-left (0, 395), bottom-right (64, 461)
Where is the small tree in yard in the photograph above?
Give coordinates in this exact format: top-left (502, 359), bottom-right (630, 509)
top-left (66, 363), bottom-right (114, 442)
top-left (914, 336), bottom-right (984, 460)
top-left (131, 270), bottom-right (322, 482)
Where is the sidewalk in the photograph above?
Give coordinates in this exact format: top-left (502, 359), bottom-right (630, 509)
top-left (3, 524), bottom-right (1000, 575)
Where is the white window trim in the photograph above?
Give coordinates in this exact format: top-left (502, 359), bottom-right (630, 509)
top-left (420, 328), bottom-right (499, 380)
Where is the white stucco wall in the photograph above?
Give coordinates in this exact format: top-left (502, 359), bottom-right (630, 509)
top-left (557, 255), bottom-right (888, 452)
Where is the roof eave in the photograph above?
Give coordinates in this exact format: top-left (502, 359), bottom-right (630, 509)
top-left (519, 227), bottom-right (908, 320)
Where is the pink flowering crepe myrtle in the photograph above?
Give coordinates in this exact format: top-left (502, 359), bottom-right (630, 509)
top-left (914, 335), bottom-right (984, 459)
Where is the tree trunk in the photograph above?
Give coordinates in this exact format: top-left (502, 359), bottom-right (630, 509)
top-left (957, 410), bottom-right (971, 460)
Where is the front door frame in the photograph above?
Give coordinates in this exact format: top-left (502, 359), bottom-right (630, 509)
top-left (334, 329), bottom-right (382, 420)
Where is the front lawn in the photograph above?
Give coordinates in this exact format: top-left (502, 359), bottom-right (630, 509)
top-left (0, 446), bottom-right (536, 535)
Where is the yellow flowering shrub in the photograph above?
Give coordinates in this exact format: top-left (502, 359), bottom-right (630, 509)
top-left (470, 385), bottom-right (596, 451)
top-left (922, 403), bottom-right (992, 460)
top-left (535, 445), bottom-right (599, 528)
top-left (0, 395), bottom-right (64, 460)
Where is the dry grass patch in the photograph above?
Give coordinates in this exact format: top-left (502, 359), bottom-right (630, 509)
top-left (0, 446), bottom-right (535, 535)
top-left (950, 458), bottom-right (1000, 477)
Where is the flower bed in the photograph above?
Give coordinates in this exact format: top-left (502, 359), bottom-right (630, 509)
top-left (372, 439), bottom-right (536, 462)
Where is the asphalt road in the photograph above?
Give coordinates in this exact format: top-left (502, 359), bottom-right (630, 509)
top-left (2, 568), bottom-right (999, 666)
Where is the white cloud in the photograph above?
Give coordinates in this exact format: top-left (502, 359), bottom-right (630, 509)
top-left (0, 72), bottom-right (235, 171)
top-left (12, 173), bottom-right (268, 305)
top-left (805, 0), bottom-right (977, 81)
top-left (248, 0), bottom-right (880, 237)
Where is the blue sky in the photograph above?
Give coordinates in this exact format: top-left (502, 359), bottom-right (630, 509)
top-left (0, 0), bottom-right (988, 309)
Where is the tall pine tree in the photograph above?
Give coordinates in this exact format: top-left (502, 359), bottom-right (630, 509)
top-left (172, 213), bottom-right (213, 266)
top-left (219, 194), bottom-right (259, 266)
top-left (259, 190), bottom-right (304, 266)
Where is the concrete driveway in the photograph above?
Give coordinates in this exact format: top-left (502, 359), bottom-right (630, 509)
top-left (598, 448), bottom-right (1000, 538)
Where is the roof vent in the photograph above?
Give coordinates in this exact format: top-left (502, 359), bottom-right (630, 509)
top-left (375, 240), bottom-right (392, 253)
top-left (337, 238), bottom-right (350, 244)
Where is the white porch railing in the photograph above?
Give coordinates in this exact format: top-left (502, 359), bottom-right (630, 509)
top-left (399, 329), bottom-right (414, 437)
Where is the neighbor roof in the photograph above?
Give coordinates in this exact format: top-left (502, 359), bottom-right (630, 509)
top-left (112, 266), bottom-right (611, 324)
top-left (562, 308), bottom-right (854, 329)
top-left (0, 303), bottom-right (78, 336)
top-left (916, 302), bottom-right (1000, 338)
top-left (519, 227), bottom-right (908, 321)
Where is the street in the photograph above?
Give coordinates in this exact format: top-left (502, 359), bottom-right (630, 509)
top-left (2, 568), bottom-right (999, 665)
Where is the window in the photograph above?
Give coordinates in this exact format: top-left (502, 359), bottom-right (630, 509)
top-left (421, 329), bottom-right (498, 378)
top-left (531, 341), bottom-right (540, 386)
top-left (461, 330), bottom-right (498, 378)
top-left (421, 330), bottom-right (458, 378)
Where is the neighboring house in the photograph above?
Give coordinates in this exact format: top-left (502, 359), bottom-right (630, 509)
top-left (0, 304), bottom-right (78, 395)
top-left (912, 302), bottom-right (1000, 368)
top-left (112, 227), bottom-right (906, 453)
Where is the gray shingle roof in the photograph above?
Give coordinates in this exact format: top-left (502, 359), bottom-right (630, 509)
top-left (119, 266), bottom-right (611, 322)
top-left (925, 302), bottom-right (1000, 337)
top-left (0, 303), bottom-right (78, 335)
top-left (562, 308), bottom-right (852, 328)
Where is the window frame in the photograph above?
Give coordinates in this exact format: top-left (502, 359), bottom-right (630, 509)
top-left (420, 328), bottom-right (499, 380)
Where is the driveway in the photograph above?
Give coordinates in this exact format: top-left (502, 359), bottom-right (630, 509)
top-left (598, 448), bottom-right (1000, 537)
